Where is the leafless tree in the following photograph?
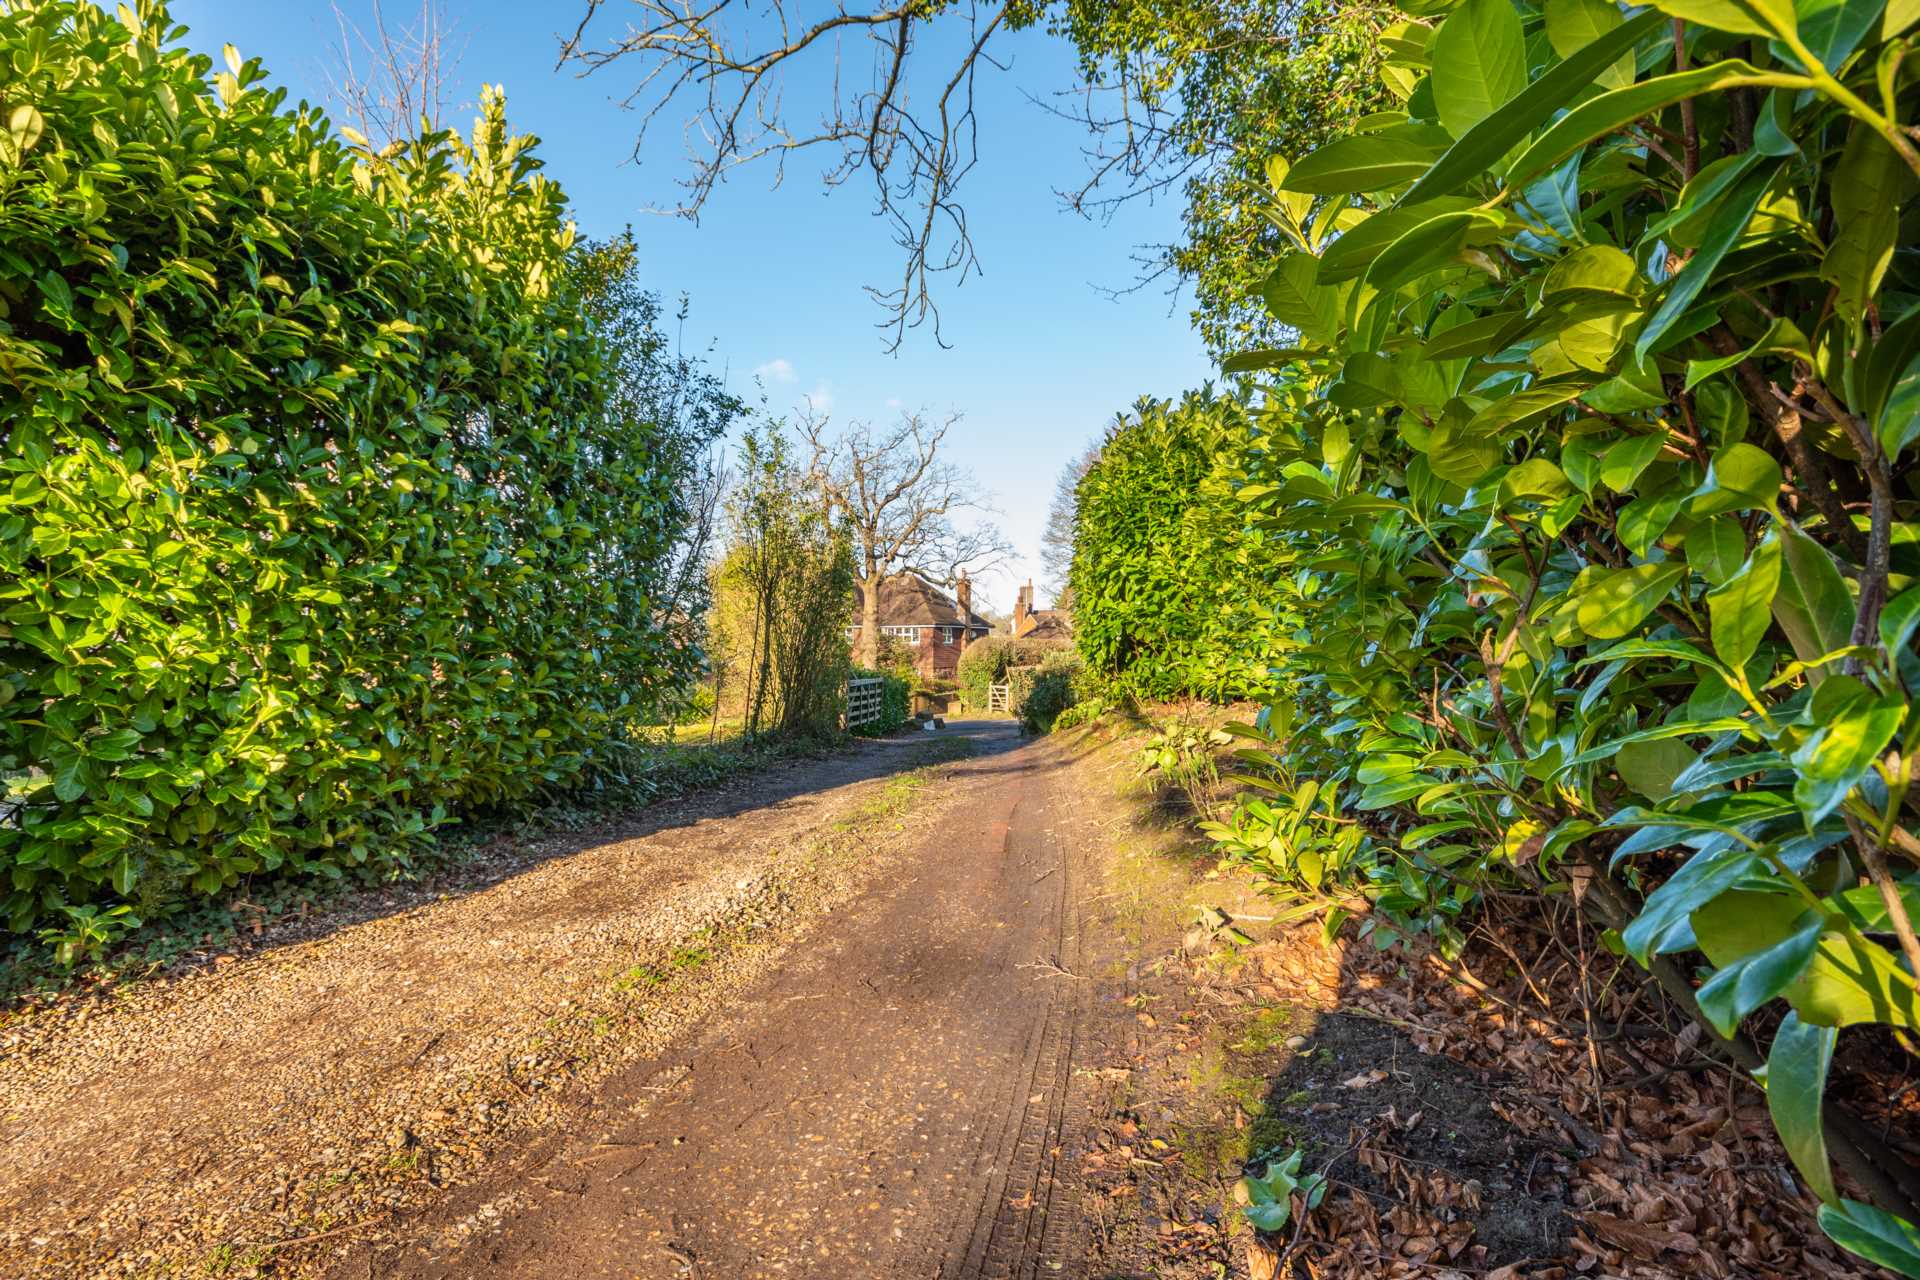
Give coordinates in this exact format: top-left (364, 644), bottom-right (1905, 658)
top-left (558, 0), bottom-right (1016, 350)
top-left (328, 0), bottom-right (463, 150)
top-left (799, 411), bottom-right (1010, 666)
top-left (1039, 440), bottom-right (1101, 608)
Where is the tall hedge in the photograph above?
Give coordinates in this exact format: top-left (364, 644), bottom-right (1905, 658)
top-left (1160, 0), bottom-right (1920, 1264)
top-left (1069, 389), bottom-right (1283, 699)
top-left (0, 2), bottom-right (708, 932)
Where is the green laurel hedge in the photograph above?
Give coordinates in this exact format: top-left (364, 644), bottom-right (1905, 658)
top-left (0, 1), bottom-right (703, 934)
top-left (1069, 389), bottom-right (1285, 701)
top-left (1071, 0), bottom-right (1920, 1265)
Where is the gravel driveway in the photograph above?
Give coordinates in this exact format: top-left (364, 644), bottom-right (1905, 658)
top-left (2, 723), bottom-right (1038, 1278)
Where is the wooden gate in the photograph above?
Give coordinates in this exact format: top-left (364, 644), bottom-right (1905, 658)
top-left (846, 676), bottom-right (885, 728)
top-left (987, 682), bottom-right (1010, 713)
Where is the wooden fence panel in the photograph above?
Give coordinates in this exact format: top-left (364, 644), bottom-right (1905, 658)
top-left (846, 677), bottom-right (885, 728)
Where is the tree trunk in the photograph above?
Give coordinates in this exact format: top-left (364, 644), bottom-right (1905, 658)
top-left (858, 576), bottom-right (882, 668)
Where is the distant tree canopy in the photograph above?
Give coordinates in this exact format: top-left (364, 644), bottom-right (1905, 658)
top-left (801, 412), bottom-right (1007, 667)
top-left (1040, 443), bottom-right (1101, 609)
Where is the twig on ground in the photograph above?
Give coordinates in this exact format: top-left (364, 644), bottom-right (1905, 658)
top-left (1018, 957), bottom-right (1086, 980)
top-left (238, 1215), bottom-right (384, 1252)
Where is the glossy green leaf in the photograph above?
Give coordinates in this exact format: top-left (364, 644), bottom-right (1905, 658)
top-left (1859, 303), bottom-right (1920, 433)
top-left (1427, 415), bottom-right (1504, 483)
top-left (1618, 484), bottom-right (1686, 557)
top-left (1790, 686), bottom-right (1905, 821)
top-left (1698, 918), bottom-right (1824, 1037)
top-left (1500, 457), bottom-right (1574, 505)
top-left (1686, 515), bottom-right (1749, 586)
top-left (1690, 443), bottom-right (1783, 515)
top-left (1822, 122), bottom-right (1916, 331)
top-left (1621, 848), bottom-right (1760, 961)
top-left (1599, 433), bottom-right (1667, 492)
top-left (1284, 125), bottom-right (1455, 195)
top-left (1695, 890), bottom-right (1920, 1029)
top-left (1795, 0), bottom-right (1883, 71)
top-left (1507, 63), bottom-right (1809, 191)
top-left (1647, 0), bottom-right (1797, 38)
top-left (1637, 167), bottom-right (1778, 362)
top-left (1545, 0), bottom-right (1638, 90)
top-left (1318, 199), bottom-right (1476, 282)
top-left (1401, 10), bottom-right (1664, 204)
top-left (1772, 524), bottom-right (1857, 666)
top-left (1261, 255), bottom-right (1347, 346)
top-left (1767, 1013), bottom-right (1840, 1205)
top-left (1818, 1200), bottom-right (1920, 1277)
top-left (1363, 212), bottom-right (1486, 294)
top-left (1423, 310), bottom-right (1526, 360)
top-left (1431, 0), bottom-right (1529, 139)
top-left (1542, 244), bottom-right (1641, 301)
top-left (1881, 587), bottom-right (1920, 655)
top-left (1706, 533), bottom-right (1782, 668)
top-left (1573, 563), bottom-right (1687, 639)
top-left (1468, 384), bottom-right (1590, 436)
top-left (1616, 737), bottom-right (1700, 799)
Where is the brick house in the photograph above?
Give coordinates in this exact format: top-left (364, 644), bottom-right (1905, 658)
top-left (1010, 580), bottom-right (1072, 641)
top-left (849, 572), bottom-right (993, 680)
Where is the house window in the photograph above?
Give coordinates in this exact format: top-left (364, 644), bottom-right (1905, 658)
top-left (881, 625), bottom-right (921, 641)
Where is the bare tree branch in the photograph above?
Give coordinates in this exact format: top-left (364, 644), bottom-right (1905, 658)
top-left (559, 0), bottom-right (1014, 351)
top-left (328, 0), bottom-right (466, 150)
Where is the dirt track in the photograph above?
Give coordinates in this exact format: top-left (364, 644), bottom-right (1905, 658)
top-left (341, 718), bottom-right (1099, 1279)
top-left (0, 720), bottom-right (1110, 1279)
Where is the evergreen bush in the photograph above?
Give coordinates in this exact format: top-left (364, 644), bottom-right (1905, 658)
top-left (0, 2), bottom-right (723, 936)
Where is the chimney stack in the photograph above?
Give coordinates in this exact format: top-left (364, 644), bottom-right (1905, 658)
top-left (1015, 581), bottom-right (1033, 636)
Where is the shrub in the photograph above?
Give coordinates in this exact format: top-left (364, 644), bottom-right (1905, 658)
top-left (0, 3), bottom-right (728, 934)
top-left (1189, 0), bottom-right (1920, 1267)
top-left (1047, 698), bottom-right (1106, 733)
top-left (956, 635), bottom-right (1069, 708)
top-left (1011, 649), bottom-right (1083, 733)
top-left (1069, 389), bottom-right (1285, 700)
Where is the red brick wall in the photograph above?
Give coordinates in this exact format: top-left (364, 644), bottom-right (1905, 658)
top-left (846, 627), bottom-right (968, 680)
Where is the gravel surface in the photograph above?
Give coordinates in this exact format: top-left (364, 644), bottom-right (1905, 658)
top-left (0, 728), bottom-right (985, 1278)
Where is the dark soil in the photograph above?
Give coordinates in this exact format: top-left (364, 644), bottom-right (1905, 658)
top-left (1263, 1010), bottom-right (1572, 1266)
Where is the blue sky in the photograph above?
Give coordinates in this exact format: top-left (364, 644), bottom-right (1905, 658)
top-left (169, 0), bottom-right (1218, 613)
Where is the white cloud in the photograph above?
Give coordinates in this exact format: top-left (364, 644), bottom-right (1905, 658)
top-left (803, 382), bottom-right (834, 413)
top-left (752, 357), bottom-right (797, 384)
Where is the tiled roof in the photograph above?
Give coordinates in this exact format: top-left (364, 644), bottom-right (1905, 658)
top-left (1021, 609), bottom-right (1072, 640)
top-left (861, 574), bottom-right (991, 630)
